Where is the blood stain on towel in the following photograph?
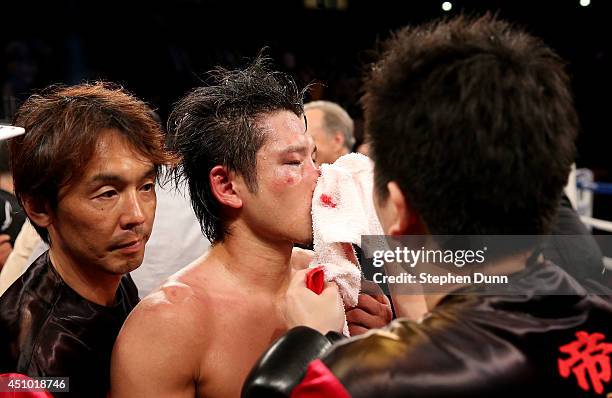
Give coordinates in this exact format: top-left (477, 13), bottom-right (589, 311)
top-left (320, 193), bottom-right (337, 208)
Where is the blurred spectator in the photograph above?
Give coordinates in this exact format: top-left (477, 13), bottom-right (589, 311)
top-left (304, 100), bottom-right (354, 165)
top-left (0, 133), bottom-right (26, 270)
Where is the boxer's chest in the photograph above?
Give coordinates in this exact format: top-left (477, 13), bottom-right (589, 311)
top-left (196, 298), bottom-right (288, 398)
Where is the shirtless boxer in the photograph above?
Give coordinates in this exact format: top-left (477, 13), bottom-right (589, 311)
top-left (110, 57), bottom-right (349, 398)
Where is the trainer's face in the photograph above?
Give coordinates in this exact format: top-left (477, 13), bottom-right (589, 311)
top-left (242, 110), bottom-right (318, 245)
top-left (48, 129), bottom-right (156, 275)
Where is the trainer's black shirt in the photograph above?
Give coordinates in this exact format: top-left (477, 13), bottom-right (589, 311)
top-left (0, 251), bottom-right (139, 397)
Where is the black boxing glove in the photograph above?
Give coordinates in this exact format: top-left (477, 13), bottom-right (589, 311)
top-left (241, 326), bottom-right (343, 398)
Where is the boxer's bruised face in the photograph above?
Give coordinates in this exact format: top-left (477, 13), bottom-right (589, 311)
top-left (239, 110), bottom-right (318, 245)
top-left (47, 129), bottom-right (156, 275)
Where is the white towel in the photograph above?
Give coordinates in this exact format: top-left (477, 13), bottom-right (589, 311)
top-left (309, 153), bottom-right (385, 316)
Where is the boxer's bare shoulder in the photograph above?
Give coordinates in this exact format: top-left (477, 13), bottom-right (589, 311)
top-left (111, 258), bottom-right (219, 398)
top-left (112, 250), bottom-right (295, 397)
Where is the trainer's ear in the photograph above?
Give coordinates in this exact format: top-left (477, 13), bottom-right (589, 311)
top-left (209, 165), bottom-right (243, 209)
top-left (385, 182), bottom-right (426, 236)
top-left (21, 194), bottom-right (52, 229)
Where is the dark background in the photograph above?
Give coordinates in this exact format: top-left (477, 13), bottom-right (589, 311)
top-left (2, 0), bottom-right (611, 217)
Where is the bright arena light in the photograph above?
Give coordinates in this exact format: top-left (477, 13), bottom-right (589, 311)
top-left (579, 0), bottom-right (591, 6)
top-left (442, 1), bottom-right (453, 11)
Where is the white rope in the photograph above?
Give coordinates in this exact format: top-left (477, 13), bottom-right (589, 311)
top-left (580, 216), bottom-right (612, 233)
top-left (604, 257), bottom-right (612, 272)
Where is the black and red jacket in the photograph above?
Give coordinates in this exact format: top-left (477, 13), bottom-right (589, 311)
top-left (243, 260), bottom-right (612, 398)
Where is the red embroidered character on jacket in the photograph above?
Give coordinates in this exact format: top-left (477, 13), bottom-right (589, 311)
top-left (558, 331), bottom-right (612, 394)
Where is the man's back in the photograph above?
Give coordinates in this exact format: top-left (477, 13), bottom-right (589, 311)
top-left (318, 261), bottom-right (612, 397)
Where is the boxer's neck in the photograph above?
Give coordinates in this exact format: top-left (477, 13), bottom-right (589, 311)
top-left (213, 230), bottom-right (294, 295)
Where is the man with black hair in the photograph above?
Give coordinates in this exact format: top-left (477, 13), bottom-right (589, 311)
top-left (111, 57), bottom-right (345, 398)
top-left (242, 16), bottom-right (612, 397)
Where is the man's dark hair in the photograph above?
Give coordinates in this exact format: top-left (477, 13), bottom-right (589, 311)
top-left (167, 55), bottom-right (307, 243)
top-left (363, 15), bottom-right (578, 236)
top-left (10, 82), bottom-right (174, 243)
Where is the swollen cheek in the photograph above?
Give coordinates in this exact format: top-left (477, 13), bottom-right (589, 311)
top-left (275, 169), bottom-right (302, 188)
